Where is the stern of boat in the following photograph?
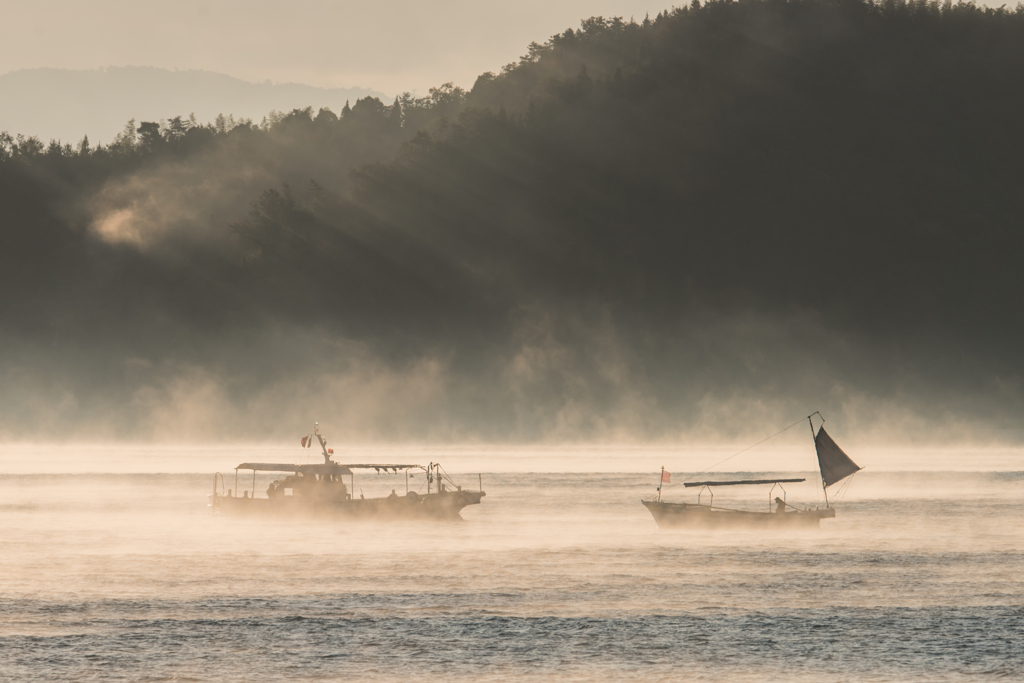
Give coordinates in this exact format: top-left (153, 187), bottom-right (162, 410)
top-left (422, 488), bottom-right (486, 520)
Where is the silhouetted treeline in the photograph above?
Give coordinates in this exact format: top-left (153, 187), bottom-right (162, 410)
top-left (2, 0), bottom-right (1023, 440)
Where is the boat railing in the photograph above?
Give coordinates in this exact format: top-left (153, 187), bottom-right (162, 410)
top-left (696, 485), bottom-right (713, 507)
top-left (427, 462), bottom-right (480, 495)
top-left (679, 479), bottom-right (814, 512)
top-left (212, 472), bottom-right (225, 497)
top-left (768, 481), bottom-right (787, 513)
top-left (213, 461), bottom-right (484, 503)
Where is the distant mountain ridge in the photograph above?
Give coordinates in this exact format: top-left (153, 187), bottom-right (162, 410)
top-left (0, 66), bottom-right (387, 144)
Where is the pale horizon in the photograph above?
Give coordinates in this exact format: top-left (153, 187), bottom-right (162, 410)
top-left (4, 1), bottom-right (669, 98)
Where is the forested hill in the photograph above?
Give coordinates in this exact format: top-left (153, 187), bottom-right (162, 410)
top-left (2, 0), bottom-right (1024, 442)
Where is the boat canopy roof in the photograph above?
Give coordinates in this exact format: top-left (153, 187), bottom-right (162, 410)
top-left (683, 478), bottom-right (806, 488)
top-left (234, 462), bottom-right (422, 474)
top-left (338, 464), bottom-right (422, 471)
top-left (235, 463), bottom-right (353, 475)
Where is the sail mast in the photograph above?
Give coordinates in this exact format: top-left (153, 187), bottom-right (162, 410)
top-left (811, 414), bottom-right (862, 505)
top-left (808, 414), bottom-right (829, 508)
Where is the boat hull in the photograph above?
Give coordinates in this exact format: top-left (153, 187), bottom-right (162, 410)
top-left (210, 489), bottom-right (485, 521)
top-left (643, 500), bottom-right (835, 529)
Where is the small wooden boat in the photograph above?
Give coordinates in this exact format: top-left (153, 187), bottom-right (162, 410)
top-left (209, 424), bottom-right (485, 520)
top-left (643, 412), bottom-right (860, 529)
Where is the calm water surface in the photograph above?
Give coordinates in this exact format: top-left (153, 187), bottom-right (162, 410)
top-left (0, 445), bottom-right (1021, 681)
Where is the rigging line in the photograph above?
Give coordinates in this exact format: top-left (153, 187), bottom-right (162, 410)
top-left (834, 471), bottom-right (857, 505)
top-left (829, 480), bottom-right (847, 506)
top-left (666, 417), bottom-right (808, 488)
top-left (437, 463), bottom-right (459, 487)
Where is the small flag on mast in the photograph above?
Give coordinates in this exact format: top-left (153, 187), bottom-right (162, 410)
top-left (301, 436), bottom-right (308, 448)
top-left (662, 470), bottom-right (671, 483)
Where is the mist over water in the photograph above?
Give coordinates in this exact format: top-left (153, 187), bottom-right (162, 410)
top-left (3, 1), bottom-right (1024, 679)
top-left (1, 445), bottom-right (1021, 681)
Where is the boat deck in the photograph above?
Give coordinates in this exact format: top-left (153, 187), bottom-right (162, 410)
top-left (643, 500), bottom-right (835, 529)
top-left (211, 489), bottom-right (484, 520)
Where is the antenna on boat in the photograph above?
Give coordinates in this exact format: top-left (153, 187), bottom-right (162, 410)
top-left (657, 467), bottom-right (672, 502)
top-left (311, 422), bottom-right (332, 464)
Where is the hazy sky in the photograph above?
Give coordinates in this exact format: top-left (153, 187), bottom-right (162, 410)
top-left (4, 0), bottom-right (666, 96)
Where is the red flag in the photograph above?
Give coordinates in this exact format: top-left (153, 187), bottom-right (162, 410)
top-left (662, 470), bottom-right (671, 483)
top-left (301, 436), bottom-right (308, 448)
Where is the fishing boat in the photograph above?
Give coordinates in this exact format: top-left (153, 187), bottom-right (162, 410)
top-left (209, 424), bottom-right (485, 520)
top-left (643, 412), bottom-right (861, 529)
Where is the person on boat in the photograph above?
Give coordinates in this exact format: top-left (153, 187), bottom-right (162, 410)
top-left (775, 497), bottom-right (785, 513)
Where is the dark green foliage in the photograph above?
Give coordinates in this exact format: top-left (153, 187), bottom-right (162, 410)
top-left (343, 0), bottom-right (1024, 349)
top-left (2, 0), bottom-right (1024, 438)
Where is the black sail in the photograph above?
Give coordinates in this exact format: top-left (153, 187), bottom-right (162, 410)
top-left (815, 427), bottom-right (861, 488)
